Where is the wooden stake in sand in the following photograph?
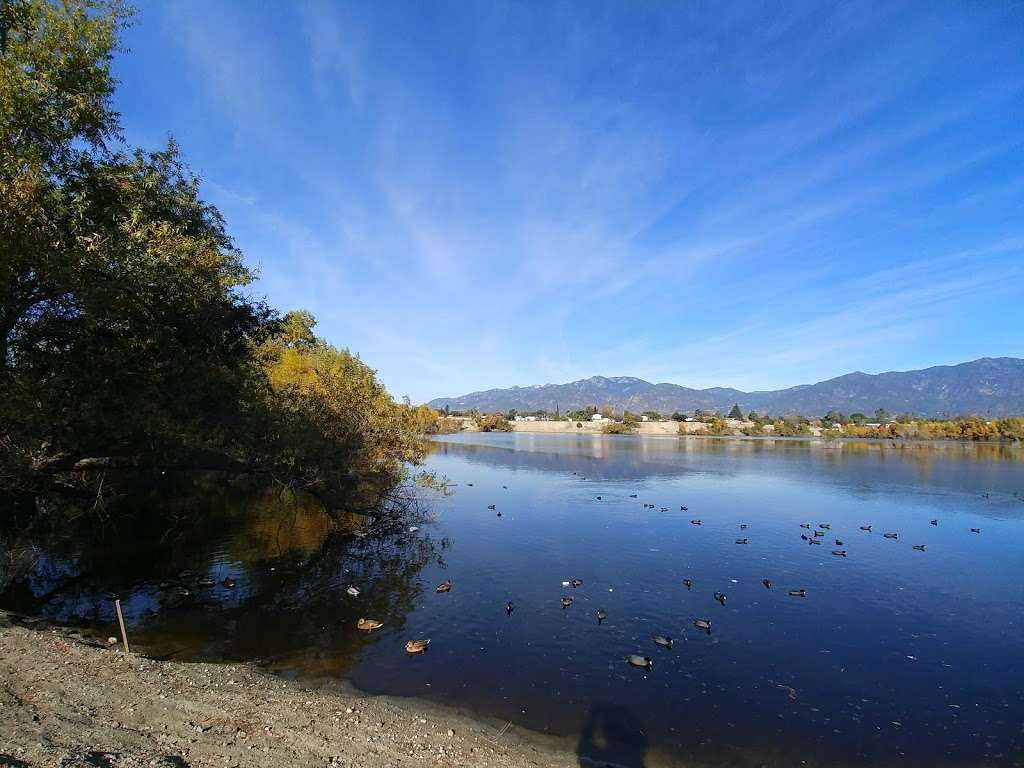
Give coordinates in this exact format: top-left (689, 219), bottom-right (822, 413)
top-left (114, 598), bottom-right (130, 654)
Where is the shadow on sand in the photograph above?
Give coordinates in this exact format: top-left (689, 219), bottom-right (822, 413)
top-left (576, 701), bottom-right (648, 768)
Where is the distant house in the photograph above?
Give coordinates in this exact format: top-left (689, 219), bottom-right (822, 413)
top-left (591, 413), bottom-right (605, 421)
top-left (641, 415), bottom-right (649, 422)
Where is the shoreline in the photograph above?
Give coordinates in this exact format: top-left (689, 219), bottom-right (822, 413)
top-left (0, 610), bottom-right (577, 768)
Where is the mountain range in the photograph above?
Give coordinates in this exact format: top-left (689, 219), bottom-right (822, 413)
top-left (428, 357), bottom-right (1024, 417)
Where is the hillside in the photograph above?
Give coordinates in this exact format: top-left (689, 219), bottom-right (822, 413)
top-left (428, 358), bottom-right (1024, 417)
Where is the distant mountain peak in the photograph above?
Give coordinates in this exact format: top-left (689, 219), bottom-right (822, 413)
top-left (427, 358), bottom-right (1024, 417)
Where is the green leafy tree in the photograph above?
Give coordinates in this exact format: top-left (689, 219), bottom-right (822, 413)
top-left (728, 404), bottom-right (744, 420)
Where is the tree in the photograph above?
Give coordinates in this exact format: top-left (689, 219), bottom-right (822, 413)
top-left (671, 411), bottom-right (685, 422)
top-left (824, 410), bottom-right (846, 425)
top-left (0, 1), bottom-right (427, 516)
top-left (728, 404), bottom-right (744, 420)
top-left (874, 408), bottom-right (890, 423)
top-left (849, 413), bottom-right (868, 426)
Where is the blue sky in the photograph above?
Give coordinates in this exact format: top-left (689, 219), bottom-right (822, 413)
top-left (114, 1), bottom-right (1024, 402)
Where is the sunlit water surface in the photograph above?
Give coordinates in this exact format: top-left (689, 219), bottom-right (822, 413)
top-left (3, 434), bottom-right (1023, 767)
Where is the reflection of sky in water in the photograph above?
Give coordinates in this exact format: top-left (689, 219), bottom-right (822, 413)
top-left (3, 436), bottom-right (1023, 767)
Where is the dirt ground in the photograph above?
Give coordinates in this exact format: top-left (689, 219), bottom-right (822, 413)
top-left (0, 611), bottom-right (577, 768)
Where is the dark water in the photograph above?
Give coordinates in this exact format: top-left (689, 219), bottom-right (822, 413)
top-left (3, 434), bottom-right (1023, 767)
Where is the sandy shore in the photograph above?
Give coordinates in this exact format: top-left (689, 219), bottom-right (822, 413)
top-left (0, 611), bottom-right (576, 768)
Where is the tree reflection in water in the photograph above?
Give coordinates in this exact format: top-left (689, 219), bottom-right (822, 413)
top-left (0, 475), bottom-right (445, 680)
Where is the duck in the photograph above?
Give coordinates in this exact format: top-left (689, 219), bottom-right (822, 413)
top-left (561, 580), bottom-right (571, 587)
top-left (808, 538), bottom-right (821, 545)
top-left (629, 494), bottom-right (638, 498)
top-left (713, 591), bottom-right (727, 605)
top-left (683, 579), bottom-right (693, 590)
top-left (502, 485), bottom-right (508, 489)
top-left (627, 654), bottom-right (653, 670)
top-left (660, 507), bottom-right (668, 512)
top-left (596, 609), bottom-right (607, 624)
top-left (739, 523), bottom-right (748, 529)
top-left (735, 538), bottom-right (748, 545)
top-left (652, 634), bottom-right (673, 648)
top-left (408, 526), bottom-right (419, 533)
top-left (799, 523), bottom-right (811, 529)
top-left (832, 549), bottom-right (847, 557)
top-left (405, 639), bottom-right (430, 654)
top-left (690, 519), bottom-right (703, 525)
top-left (800, 534), bottom-right (808, 541)
top-left (819, 523), bottom-right (831, 530)
top-left (496, 510), bottom-right (502, 517)
top-left (813, 530), bottom-right (824, 537)
top-left (357, 618), bottom-right (383, 631)
top-left (436, 580), bottom-right (452, 593)
top-left (762, 578), bottom-right (772, 589)
top-left (970, 527), bottom-right (981, 534)
top-left (788, 588), bottom-right (807, 597)
top-left (571, 579), bottom-right (583, 588)
top-left (680, 506), bottom-right (689, 511)
top-left (693, 618), bottom-right (712, 633)
top-left (176, 585), bottom-right (192, 597)
top-left (222, 578), bottom-right (236, 589)
top-left (883, 532), bottom-right (898, 539)
top-left (913, 544), bottom-right (926, 552)
top-left (197, 577), bottom-right (215, 588)
top-left (835, 539), bottom-right (844, 546)
top-left (597, 496), bottom-right (602, 500)
top-left (930, 519), bottom-right (938, 526)
top-left (860, 525), bottom-right (872, 532)
top-left (487, 504), bottom-right (496, 510)
top-left (346, 585), bottom-right (361, 598)
top-left (505, 601), bottom-right (514, 615)
top-left (561, 596), bottom-right (574, 608)
top-left (467, 483), bottom-right (473, 487)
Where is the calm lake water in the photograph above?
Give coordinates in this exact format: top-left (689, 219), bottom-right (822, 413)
top-left (3, 434), bottom-right (1024, 767)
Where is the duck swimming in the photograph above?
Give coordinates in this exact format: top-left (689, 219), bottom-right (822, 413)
top-left (714, 591), bottom-right (727, 605)
top-left (487, 504), bottom-right (496, 510)
top-left (629, 494), bottom-right (638, 498)
top-left (561, 596), bottom-right (574, 608)
top-left (832, 549), bottom-right (847, 557)
top-left (762, 578), bottom-right (772, 589)
top-left (596, 609), bottom-right (607, 624)
top-left (819, 523), bottom-right (831, 530)
top-left (627, 654), bottom-right (652, 670)
top-left (690, 519), bottom-right (703, 525)
top-left (736, 538), bottom-right (748, 544)
top-left (346, 585), bottom-right (361, 598)
top-left (808, 538), bottom-right (821, 545)
top-left (405, 639), bottom-right (430, 654)
top-left (505, 601), bottom-right (514, 615)
top-left (913, 544), bottom-right (926, 551)
top-left (813, 530), bottom-right (824, 537)
top-left (660, 507), bottom-right (668, 512)
top-left (597, 496), bottom-right (602, 500)
top-left (835, 539), bottom-right (844, 546)
top-left (799, 523), bottom-right (811, 529)
top-left (970, 527), bottom-right (981, 533)
top-left (197, 577), bottom-right (215, 588)
top-left (222, 578), bottom-right (236, 589)
top-left (788, 588), bottom-right (807, 597)
top-left (930, 519), bottom-right (938, 525)
top-left (693, 618), bottom-right (712, 633)
top-left (571, 579), bottom-right (583, 588)
top-left (740, 523), bottom-right (748, 529)
top-left (436, 580), bottom-right (452, 593)
top-left (883, 532), bottom-right (898, 539)
top-left (683, 579), bottom-right (693, 590)
top-left (357, 618), bottom-right (383, 631)
top-left (680, 506), bottom-right (689, 511)
top-left (860, 525), bottom-right (873, 532)
top-left (652, 634), bottom-right (673, 648)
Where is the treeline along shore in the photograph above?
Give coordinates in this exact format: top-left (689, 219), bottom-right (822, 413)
top-left (0, 0), bottom-right (456, 525)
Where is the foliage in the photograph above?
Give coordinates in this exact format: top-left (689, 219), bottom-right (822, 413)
top-left (670, 411), bottom-right (685, 422)
top-left (602, 421), bottom-right (636, 435)
top-left (706, 417), bottom-right (733, 436)
top-left (727, 404), bottom-right (744, 420)
top-left (0, 0), bottom-right (428, 516)
top-left (475, 413), bottom-right (512, 432)
top-left (771, 418), bottom-right (812, 437)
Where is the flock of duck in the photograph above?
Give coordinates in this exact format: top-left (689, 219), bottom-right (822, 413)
top-left (340, 478), bottom-right (988, 668)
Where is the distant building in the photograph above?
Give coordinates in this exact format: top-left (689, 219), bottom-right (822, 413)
top-left (591, 413), bottom-right (605, 421)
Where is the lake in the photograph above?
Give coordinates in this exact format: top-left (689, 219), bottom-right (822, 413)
top-left (3, 433), bottom-right (1023, 767)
